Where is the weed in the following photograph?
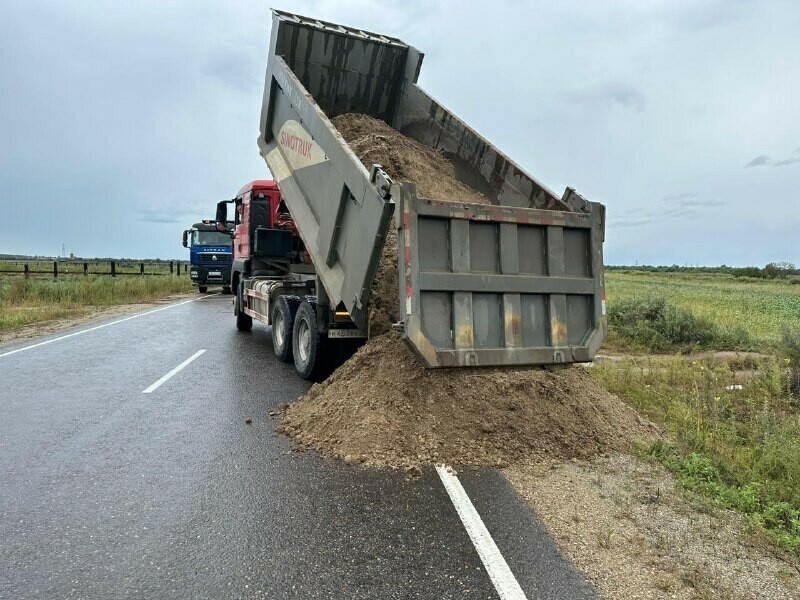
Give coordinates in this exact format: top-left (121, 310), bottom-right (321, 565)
top-left (598, 527), bottom-right (616, 549)
top-left (780, 326), bottom-right (800, 394)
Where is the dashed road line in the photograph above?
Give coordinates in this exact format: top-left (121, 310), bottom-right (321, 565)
top-left (436, 465), bottom-right (528, 600)
top-left (142, 349), bottom-right (207, 394)
top-left (0, 294), bottom-right (220, 359)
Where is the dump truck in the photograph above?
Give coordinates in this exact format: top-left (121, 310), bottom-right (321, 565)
top-left (217, 10), bottom-right (606, 379)
top-left (182, 220), bottom-right (234, 293)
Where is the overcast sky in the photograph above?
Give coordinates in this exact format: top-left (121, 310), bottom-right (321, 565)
top-left (1, 0), bottom-right (798, 265)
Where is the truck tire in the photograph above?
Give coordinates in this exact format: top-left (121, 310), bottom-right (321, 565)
top-left (272, 295), bottom-right (301, 362)
top-left (222, 286), bottom-right (232, 295)
top-left (292, 299), bottom-right (327, 380)
top-left (198, 286), bottom-right (208, 293)
top-left (235, 282), bottom-right (253, 331)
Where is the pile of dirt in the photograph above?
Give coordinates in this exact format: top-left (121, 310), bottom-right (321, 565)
top-left (332, 113), bottom-right (490, 205)
top-left (279, 333), bottom-right (659, 470)
top-left (278, 114), bottom-right (657, 471)
top-left (332, 113), bottom-right (491, 335)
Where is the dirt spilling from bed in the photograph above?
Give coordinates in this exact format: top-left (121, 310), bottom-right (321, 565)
top-left (278, 114), bottom-right (658, 470)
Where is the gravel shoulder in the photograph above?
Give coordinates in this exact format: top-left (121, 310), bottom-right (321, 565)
top-left (505, 454), bottom-right (800, 600)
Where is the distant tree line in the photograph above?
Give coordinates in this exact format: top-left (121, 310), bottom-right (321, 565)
top-left (606, 262), bottom-right (799, 280)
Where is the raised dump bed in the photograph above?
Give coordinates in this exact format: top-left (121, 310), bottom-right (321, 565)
top-left (257, 10), bottom-right (606, 367)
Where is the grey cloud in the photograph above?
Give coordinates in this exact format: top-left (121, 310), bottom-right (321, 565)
top-left (745, 152), bottom-right (800, 168)
top-left (660, 192), bottom-right (697, 203)
top-left (139, 208), bottom-right (196, 224)
top-left (660, 193), bottom-right (722, 210)
top-left (613, 217), bottom-right (656, 228)
top-left (673, 198), bottom-right (723, 209)
top-left (610, 193), bottom-right (722, 227)
top-left (745, 155), bottom-right (771, 168)
top-left (139, 214), bottom-right (183, 224)
top-left (564, 82), bottom-right (646, 112)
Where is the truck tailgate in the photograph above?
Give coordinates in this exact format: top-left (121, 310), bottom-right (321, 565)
top-left (397, 185), bottom-right (606, 367)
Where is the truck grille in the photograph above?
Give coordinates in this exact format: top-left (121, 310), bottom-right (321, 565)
top-left (198, 253), bottom-right (232, 265)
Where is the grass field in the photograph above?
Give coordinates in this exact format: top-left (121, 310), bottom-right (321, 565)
top-left (606, 271), bottom-right (800, 349)
top-left (599, 269), bottom-right (800, 556)
top-left (0, 274), bottom-right (193, 332)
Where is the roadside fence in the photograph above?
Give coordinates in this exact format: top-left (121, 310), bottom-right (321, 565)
top-left (0, 260), bottom-right (190, 279)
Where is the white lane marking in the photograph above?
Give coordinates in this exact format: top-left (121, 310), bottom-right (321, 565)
top-left (436, 465), bottom-right (528, 600)
top-left (142, 349), bottom-right (206, 394)
top-left (0, 294), bottom-right (221, 359)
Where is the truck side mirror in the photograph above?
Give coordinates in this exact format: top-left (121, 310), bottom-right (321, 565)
top-left (216, 201), bottom-right (228, 232)
top-left (182, 230), bottom-right (189, 248)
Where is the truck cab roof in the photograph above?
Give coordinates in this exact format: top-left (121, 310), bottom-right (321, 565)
top-left (236, 180), bottom-right (279, 198)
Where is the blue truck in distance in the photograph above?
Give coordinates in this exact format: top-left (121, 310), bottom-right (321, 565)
top-left (182, 220), bottom-right (234, 294)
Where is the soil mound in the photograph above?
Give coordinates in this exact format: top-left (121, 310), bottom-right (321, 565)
top-left (332, 113), bottom-right (490, 205)
top-left (279, 334), bottom-right (658, 470)
top-left (278, 114), bottom-right (657, 470)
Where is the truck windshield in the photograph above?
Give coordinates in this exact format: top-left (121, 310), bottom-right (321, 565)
top-left (192, 231), bottom-right (231, 247)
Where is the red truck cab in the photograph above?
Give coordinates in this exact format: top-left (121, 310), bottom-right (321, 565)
top-left (231, 180), bottom-right (282, 262)
top-left (216, 180), bottom-right (353, 380)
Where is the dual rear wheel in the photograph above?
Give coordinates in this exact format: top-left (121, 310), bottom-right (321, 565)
top-left (237, 287), bottom-right (348, 381)
top-left (271, 296), bottom-right (327, 380)
top-left (271, 295), bottom-right (301, 362)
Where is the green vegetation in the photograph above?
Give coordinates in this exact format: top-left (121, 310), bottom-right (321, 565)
top-left (606, 271), bottom-right (800, 349)
top-left (607, 296), bottom-right (751, 352)
top-left (598, 268), bottom-right (800, 555)
top-left (0, 275), bottom-right (193, 331)
top-left (593, 354), bottom-right (800, 553)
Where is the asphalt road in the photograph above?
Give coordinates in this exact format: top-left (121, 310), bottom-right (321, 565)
top-left (0, 294), bottom-right (596, 600)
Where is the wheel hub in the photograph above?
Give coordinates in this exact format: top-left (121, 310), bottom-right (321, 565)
top-left (297, 319), bottom-right (311, 362)
top-left (274, 311), bottom-right (285, 347)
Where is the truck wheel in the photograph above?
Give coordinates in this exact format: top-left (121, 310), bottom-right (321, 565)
top-left (272, 295), bottom-right (301, 362)
top-left (235, 282), bottom-right (252, 331)
top-left (292, 300), bottom-right (327, 380)
top-left (198, 286), bottom-right (208, 293)
top-left (222, 286), bottom-right (232, 295)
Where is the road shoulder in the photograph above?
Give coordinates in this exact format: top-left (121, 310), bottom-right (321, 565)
top-left (505, 454), bottom-right (800, 600)
top-left (0, 293), bottom-right (197, 349)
